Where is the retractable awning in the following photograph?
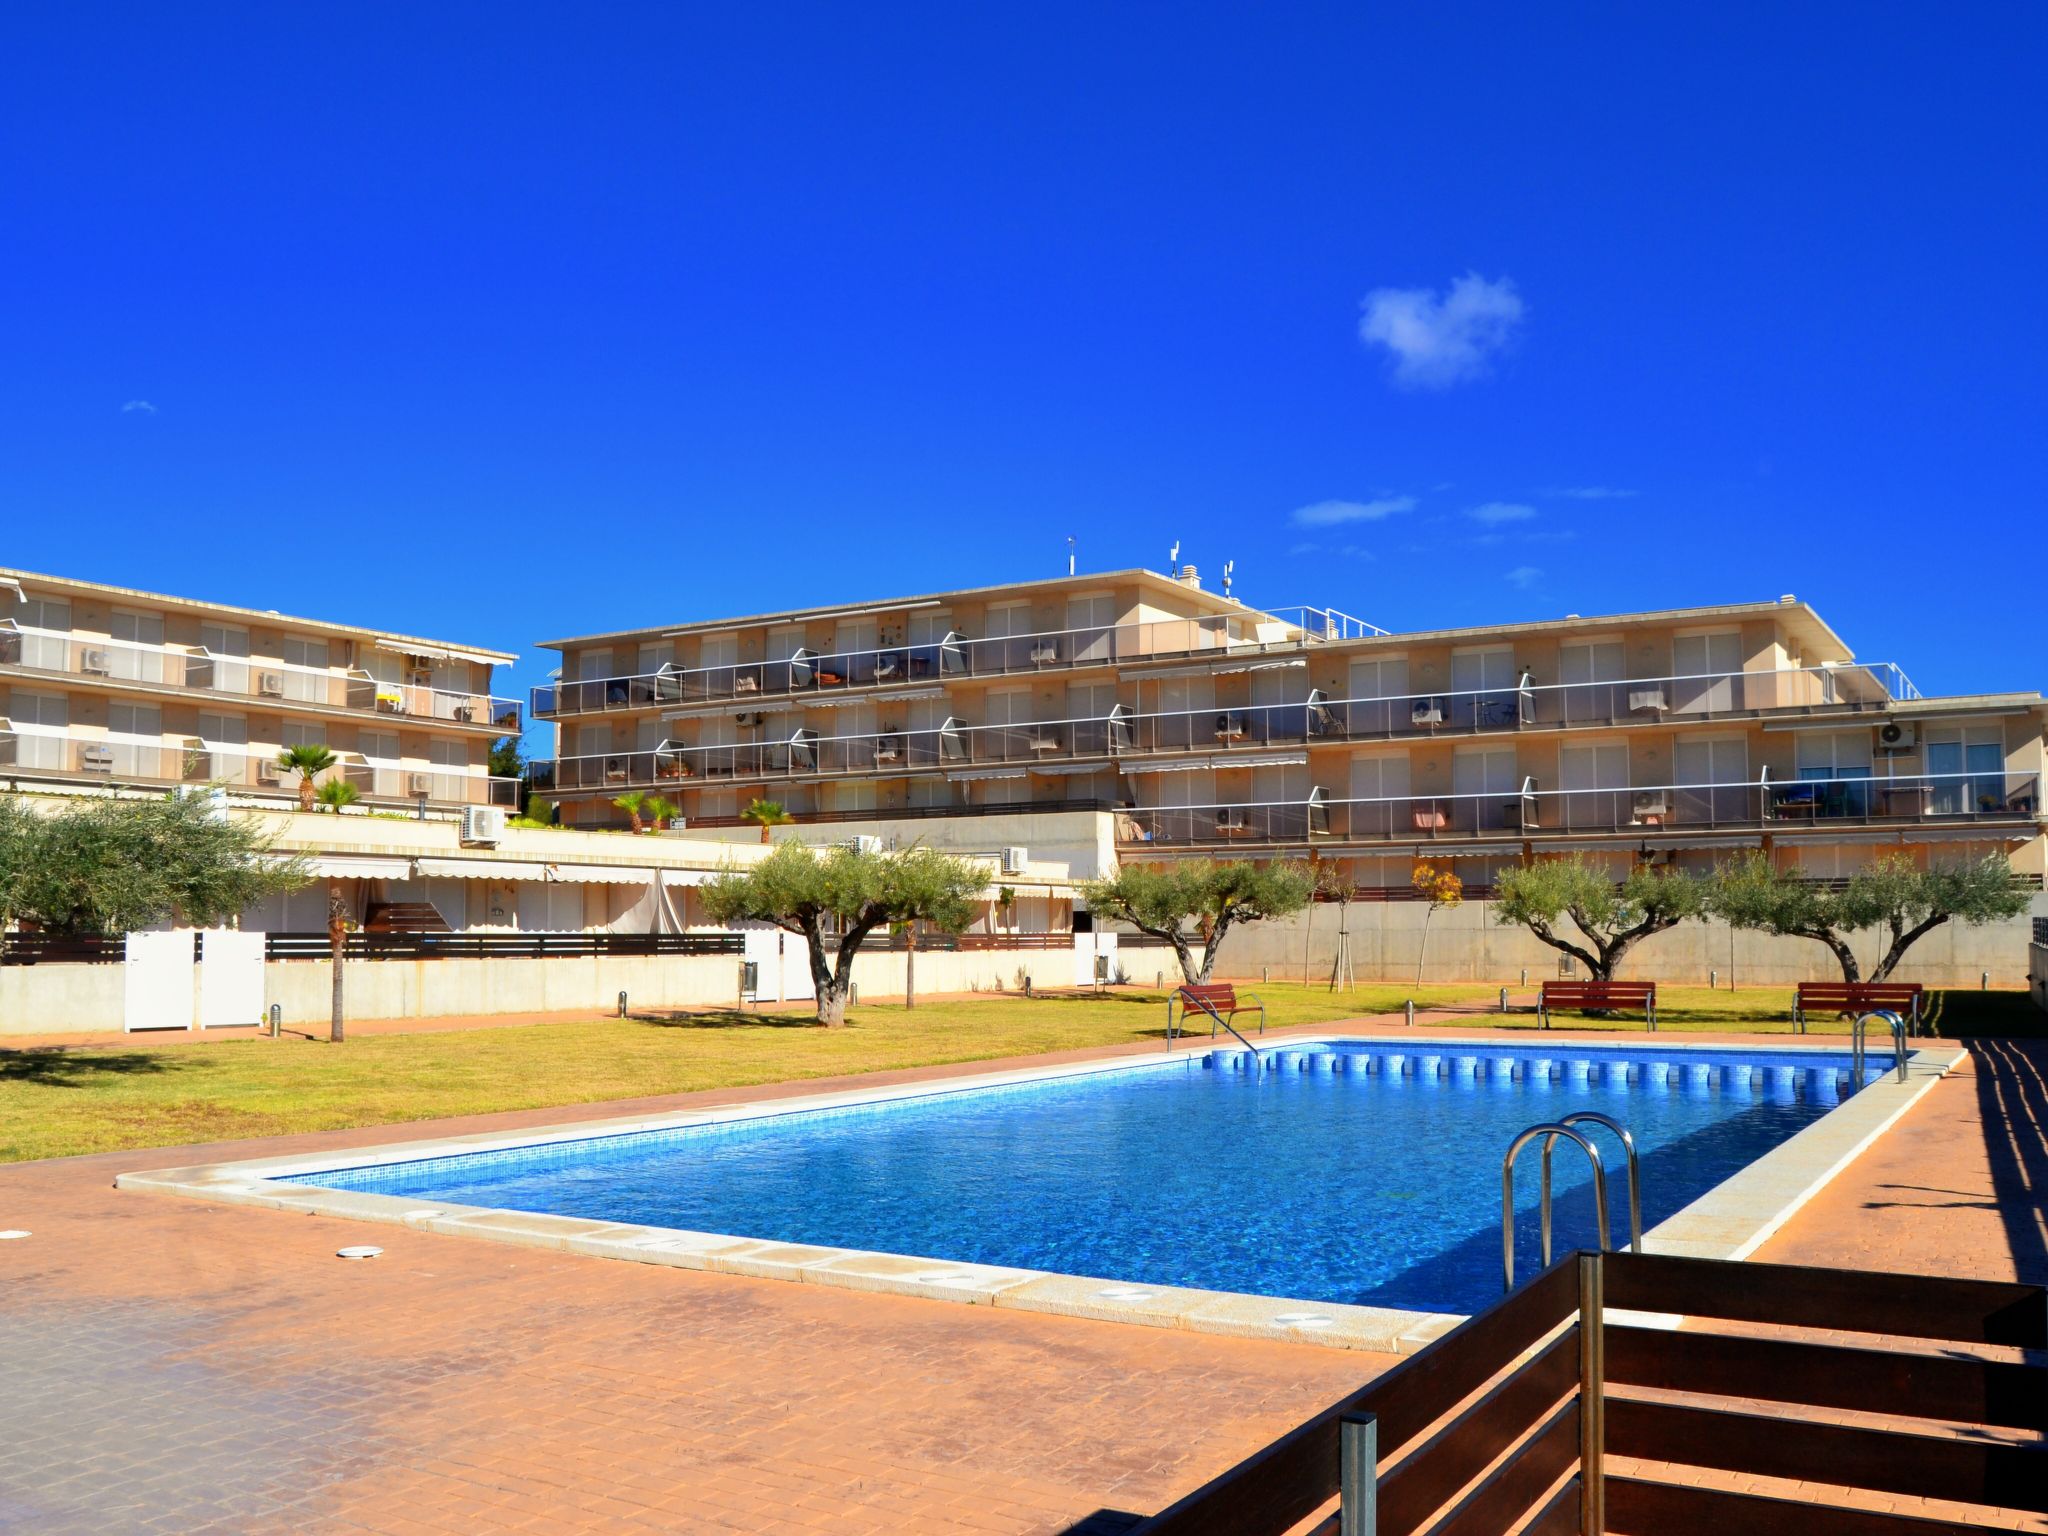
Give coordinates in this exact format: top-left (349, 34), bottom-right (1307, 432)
top-left (415, 857), bottom-right (550, 881)
top-left (659, 868), bottom-right (720, 887)
top-left (1772, 826), bottom-right (2037, 846)
top-left (946, 767), bottom-right (1029, 783)
top-left (385, 641), bottom-right (504, 668)
top-left (303, 854), bottom-right (415, 879)
top-left (542, 864), bottom-right (656, 886)
top-left (1120, 752), bottom-right (1309, 775)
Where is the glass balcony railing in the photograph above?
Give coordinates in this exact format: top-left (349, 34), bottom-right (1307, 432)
top-left (1113, 771), bottom-right (2041, 848)
top-left (0, 622), bottom-right (520, 731)
top-left (538, 662), bottom-right (1931, 794)
top-left (532, 613), bottom-right (1310, 717)
top-left (0, 729), bottom-right (512, 806)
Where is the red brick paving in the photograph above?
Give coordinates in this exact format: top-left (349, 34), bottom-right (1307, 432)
top-left (2, 1021), bottom-right (2044, 1532)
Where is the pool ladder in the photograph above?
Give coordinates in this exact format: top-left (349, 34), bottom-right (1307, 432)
top-left (1502, 1112), bottom-right (1643, 1292)
top-left (1853, 1010), bottom-right (1909, 1085)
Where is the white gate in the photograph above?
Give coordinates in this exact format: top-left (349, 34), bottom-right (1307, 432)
top-left (739, 927), bottom-right (816, 1003)
top-left (779, 931), bottom-right (816, 1003)
top-left (198, 929), bottom-right (267, 1028)
top-left (1073, 931), bottom-right (1120, 987)
top-left (124, 931), bottom-right (195, 1032)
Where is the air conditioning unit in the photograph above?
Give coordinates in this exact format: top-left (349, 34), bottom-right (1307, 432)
top-left (1631, 791), bottom-right (1670, 819)
top-left (1877, 720), bottom-right (1917, 753)
top-left (407, 772), bottom-right (433, 796)
top-left (80, 648), bottom-right (110, 674)
top-left (1001, 845), bottom-right (1028, 874)
top-left (257, 672), bottom-right (286, 697)
top-left (461, 805), bottom-right (504, 846)
top-left (734, 711), bottom-right (765, 726)
top-left (256, 759), bottom-right (281, 785)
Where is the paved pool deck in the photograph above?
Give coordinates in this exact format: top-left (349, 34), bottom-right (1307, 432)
top-left (2, 1016), bottom-right (2044, 1534)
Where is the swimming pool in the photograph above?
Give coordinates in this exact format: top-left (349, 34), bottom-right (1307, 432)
top-left (299, 1040), bottom-right (1895, 1316)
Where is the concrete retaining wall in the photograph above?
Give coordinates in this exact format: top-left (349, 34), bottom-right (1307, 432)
top-left (0, 942), bottom-right (1086, 1036)
top-left (1212, 896), bottom-right (2048, 990)
top-left (2031, 942), bottom-right (2048, 1011)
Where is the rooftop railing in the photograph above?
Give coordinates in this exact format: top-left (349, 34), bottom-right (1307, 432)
top-left (0, 621), bottom-right (519, 731)
top-left (1112, 770), bottom-right (2041, 847)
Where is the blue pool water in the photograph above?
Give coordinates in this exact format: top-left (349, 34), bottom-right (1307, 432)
top-left (304, 1042), bottom-right (1890, 1315)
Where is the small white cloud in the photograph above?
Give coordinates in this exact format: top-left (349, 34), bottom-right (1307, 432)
top-left (1505, 566), bottom-right (1543, 589)
top-left (121, 400), bottom-right (157, 414)
top-left (1359, 272), bottom-right (1524, 389)
top-left (1287, 541), bottom-right (1321, 556)
top-left (1542, 485), bottom-right (1636, 500)
top-left (1290, 495), bottom-right (1416, 528)
top-left (1467, 501), bottom-right (1537, 526)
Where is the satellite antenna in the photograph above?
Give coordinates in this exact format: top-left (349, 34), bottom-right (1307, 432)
top-left (1168, 540), bottom-right (1181, 571)
top-left (1222, 559), bottom-right (1235, 598)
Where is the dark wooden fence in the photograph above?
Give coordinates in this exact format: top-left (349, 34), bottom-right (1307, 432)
top-left (1137, 1250), bottom-right (2048, 1536)
top-left (263, 932), bottom-right (745, 961)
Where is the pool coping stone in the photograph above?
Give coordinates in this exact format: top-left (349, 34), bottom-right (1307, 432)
top-left (114, 1034), bottom-right (1960, 1355)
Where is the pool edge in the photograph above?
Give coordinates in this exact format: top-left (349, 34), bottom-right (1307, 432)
top-left (113, 1035), bottom-right (1958, 1356)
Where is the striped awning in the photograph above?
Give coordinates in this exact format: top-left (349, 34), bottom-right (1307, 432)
top-left (302, 854), bottom-right (414, 879)
top-left (542, 863), bottom-right (657, 886)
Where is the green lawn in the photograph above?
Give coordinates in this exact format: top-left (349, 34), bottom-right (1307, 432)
top-left (4, 979), bottom-right (2037, 1165)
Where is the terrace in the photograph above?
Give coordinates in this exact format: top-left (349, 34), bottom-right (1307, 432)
top-left (532, 607), bottom-right (1382, 719)
top-left (0, 620), bottom-right (522, 732)
top-left (0, 728), bottom-right (518, 807)
top-left (1113, 769), bottom-right (2042, 849)
top-left (534, 662), bottom-right (1927, 796)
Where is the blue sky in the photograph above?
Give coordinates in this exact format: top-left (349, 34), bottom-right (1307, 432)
top-left (3, 4), bottom-right (2042, 746)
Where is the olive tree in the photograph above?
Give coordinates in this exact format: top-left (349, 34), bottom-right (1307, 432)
top-left (1492, 855), bottom-right (1705, 982)
top-left (1709, 850), bottom-right (2030, 986)
top-left (1080, 859), bottom-right (1313, 985)
top-left (0, 792), bottom-right (309, 962)
top-left (699, 842), bottom-right (984, 1026)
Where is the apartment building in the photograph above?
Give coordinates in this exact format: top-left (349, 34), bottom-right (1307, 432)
top-left (0, 567), bottom-right (520, 815)
top-left (532, 569), bottom-right (2047, 892)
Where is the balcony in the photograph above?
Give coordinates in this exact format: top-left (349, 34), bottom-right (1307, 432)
top-left (532, 611), bottom-right (1352, 718)
top-left (0, 727), bottom-right (515, 807)
top-left (0, 622), bottom-right (520, 732)
top-left (1113, 771), bottom-right (2041, 849)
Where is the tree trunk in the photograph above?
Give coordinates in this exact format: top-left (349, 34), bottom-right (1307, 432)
top-left (759, 822), bottom-right (771, 844)
top-left (815, 980), bottom-right (850, 1026)
top-left (299, 776), bottom-right (316, 813)
top-left (326, 885), bottom-right (347, 1044)
top-left (1809, 927), bottom-right (1863, 983)
top-left (1415, 904), bottom-right (1433, 986)
top-left (1869, 913), bottom-right (1948, 984)
top-left (1168, 933), bottom-right (1202, 985)
top-left (905, 928), bottom-right (917, 1010)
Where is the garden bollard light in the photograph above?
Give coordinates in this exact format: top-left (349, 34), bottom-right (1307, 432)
top-left (269, 1004), bottom-right (281, 1038)
top-left (1710, 969), bottom-right (1718, 990)
top-left (1499, 986), bottom-right (1508, 1013)
top-left (618, 991), bottom-right (628, 1018)
top-left (1982, 971), bottom-right (1989, 991)
top-left (1406, 999), bottom-right (1415, 1027)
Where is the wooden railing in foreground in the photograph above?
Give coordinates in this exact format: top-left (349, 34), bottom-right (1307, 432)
top-left (1135, 1250), bottom-right (2048, 1536)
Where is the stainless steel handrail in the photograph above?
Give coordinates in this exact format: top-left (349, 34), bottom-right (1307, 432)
top-left (1543, 1112), bottom-right (1641, 1258)
top-left (1169, 991), bottom-right (1266, 1069)
top-left (1504, 1123), bottom-right (1611, 1292)
top-left (1852, 1009), bottom-right (1908, 1086)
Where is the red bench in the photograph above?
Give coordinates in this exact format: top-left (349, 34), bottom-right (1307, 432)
top-left (1168, 982), bottom-right (1267, 1042)
top-left (1538, 980), bottom-right (1658, 1031)
top-left (1793, 981), bottom-right (1923, 1035)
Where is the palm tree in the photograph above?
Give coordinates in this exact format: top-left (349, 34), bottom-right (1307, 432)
top-left (277, 744), bottom-right (337, 812)
top-left (740, 798), bottom-right (792, 844)
top-left (613, 790), bottom-right (649, 833)
top-left (315, 778), bottom-right (361, 813)
top-left (644, 795), bottom-right (677, 831)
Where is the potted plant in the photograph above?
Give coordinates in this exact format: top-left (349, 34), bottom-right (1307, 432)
top-left (277, 744), bottom-right (338, 812)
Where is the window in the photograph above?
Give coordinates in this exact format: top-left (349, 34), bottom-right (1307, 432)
top-left (1926, 727), bottom-right (2005, 815)
top-left (280, 636), bottom-right (328, 702)
top-left (1559, 742), bottom-right (1629, 830)
top-left (108, 610), bottom-right (166, 683)
top-left (9, 689), bottom-right (67, 768)
top-left (1558, 640), bottom-right (1624, 724)
top-left (1795, 730), bottom-right (1874, 818)
top-left (199, 622), bottom-right (250, 692)
top-left (16, 596), bottom-right (70, 671)
top-left (1671, 631), bottom-right (1741, 714)
top-left (1674, 736), bottom-right (1748, 823)
top-left (107, 702), bottom-right (163, 777)
top-left (1067, 593), bottom-right (1114, 662)
top-left (1347, 751), bottom-right (1412, 839)
top-left (281, 720), bottom-right (327, 750)
top-left (1452, 746), bottom-right (1520, 830)
top-left (360, 729), bottom-right (401, 796)
top-left (430, 738), bottom-right (467, 802)
top-left (1347, 655), bottom-right (1409, 735)
top-left (1450, 647), bottom-right (1518, 729)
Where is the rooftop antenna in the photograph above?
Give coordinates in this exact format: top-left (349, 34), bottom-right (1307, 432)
top-left (1222, 559), bottom-right (1235, 598)
top-left (1168, 540), bottom-right (1181, 572)
top-left (1066, 536), bottom-right (1075, 576)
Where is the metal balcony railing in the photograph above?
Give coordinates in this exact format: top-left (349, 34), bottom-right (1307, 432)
top-left (1114, 771), bottom-right (2042, 848)
top-left (0, 621), bottom-right (519, 730)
